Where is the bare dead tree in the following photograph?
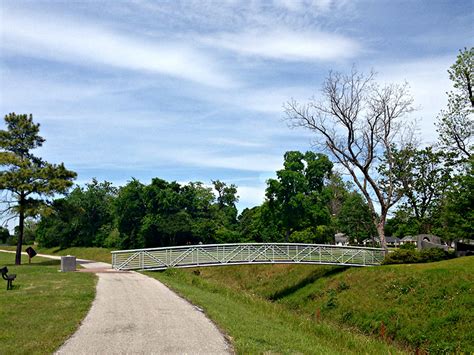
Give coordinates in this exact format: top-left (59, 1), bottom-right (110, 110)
top-left (285, 69), bottom-right (415, 250)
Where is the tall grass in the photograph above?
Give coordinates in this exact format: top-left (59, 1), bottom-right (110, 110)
top-left (146, 267), bottom-right (405, 354)
top-left (163, 258), bottom-right (473, 353)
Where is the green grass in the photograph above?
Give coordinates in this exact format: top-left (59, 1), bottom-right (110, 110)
top-left (145, 268), bottom-right (405, 354)
top-left (0, 251), bottom-right (96, 354)
top-left (0, 245), bottom-right (113, 263)
top-left (154, 257), bottom-right (474, 353)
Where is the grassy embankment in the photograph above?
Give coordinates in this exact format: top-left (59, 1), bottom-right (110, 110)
top-left (0, 245), bottom-right (113, 263)
top-left (147, 257), bottom-right (474, 354)
top-left (145, 269), bottom-right (404, 354)
top-left (0, 251), bottom-right (96, 354)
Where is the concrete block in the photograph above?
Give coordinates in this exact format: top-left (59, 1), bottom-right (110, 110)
top-left (61, 255), bottom-right (76, 272)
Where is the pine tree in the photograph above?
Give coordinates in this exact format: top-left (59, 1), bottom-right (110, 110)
top-left (0, 113), bottom-right (76, 264)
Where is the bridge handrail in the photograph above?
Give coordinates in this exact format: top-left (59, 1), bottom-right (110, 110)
top-left (111, 243), bottom-right (385, 271)
top-left (111, 242), bottom-right (385, 254)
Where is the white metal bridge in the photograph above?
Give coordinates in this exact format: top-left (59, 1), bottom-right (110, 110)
top-left (111, 243), bottom-right (385, 271)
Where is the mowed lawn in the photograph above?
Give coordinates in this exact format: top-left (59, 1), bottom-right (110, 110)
top-left (0, 251), bottom-right (96, 354)
top-left (0, 245), bottom-right (113, 264)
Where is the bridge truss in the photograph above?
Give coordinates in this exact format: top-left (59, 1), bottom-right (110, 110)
top-left (111, 243), bottom-right (385, 271)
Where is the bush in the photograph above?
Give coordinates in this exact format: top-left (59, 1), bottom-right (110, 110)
top-left (383, 249), bottom-right (421, 264)
top-left (383, 248), bottom-right (455, 264)
top-left (399, 243), bottom-right (416, 250)
top-left (419, 248), bottom-right (455, 262)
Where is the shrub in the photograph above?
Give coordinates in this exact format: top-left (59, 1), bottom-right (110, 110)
top-left (383, 248), bottom-right (455, 264)
top-left (419, 248), bottom-right (455, 262)
top-left (383, 249), bottom-right (421, 264)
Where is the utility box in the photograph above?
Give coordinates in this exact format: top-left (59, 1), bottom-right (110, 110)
top-left (61, 255), bottom-right (76, 272)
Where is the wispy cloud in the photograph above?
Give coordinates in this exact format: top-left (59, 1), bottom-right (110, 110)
top-left (1, 8), bottom-right (234, 88)
top-left (161, 149), bottom-right (284, 173)
top-left (200, 27), bottom-right (361, 61)
top-left (377, 56), bottom-right (453, 144)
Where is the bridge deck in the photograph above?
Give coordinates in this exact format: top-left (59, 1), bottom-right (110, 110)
top-left (111, 243), bottom-right (385, 271)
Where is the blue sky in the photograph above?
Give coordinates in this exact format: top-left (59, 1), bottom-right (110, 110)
top-left (0, 0), bottom-right (472, 210)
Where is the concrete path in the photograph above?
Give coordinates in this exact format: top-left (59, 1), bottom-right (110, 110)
top-left (1, 250), bottom-right (231, 354)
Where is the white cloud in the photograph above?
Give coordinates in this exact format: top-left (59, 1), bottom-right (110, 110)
top-left (168, 150), bottom-right (284, 172)
top-left (200, 27), bottom-right (361, 61)
top-left (377, 56), bottom-right (453, 144)
top-left (210, 137), bottom-right (266, 148)
top-left (274, 0), bottom-right (335, 12)
top-left (238, 185), bottom-right (267, 208)
top-left (1, 9), bottom-right (234, 88)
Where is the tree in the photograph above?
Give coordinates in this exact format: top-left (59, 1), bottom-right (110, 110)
top-left (36, 179), bottom-right (116, 248)
top-left (337, 192), bottom-right (376, 243)
top-left (436, 47), bottom-right (473, 159)
top-left (211, 180), bottom-right (239, 237)
top-left (266, 151), bottom-right (333, 241)
top-left (115, 179), bottom-right (146, 249)
top-left (0, 113), bottom-right (76, 264)
top-left (285, 69), bottom-right (415, 250)
top-left (0, 226), bottom-right (9, 244)
top-left (433, 157), bottom-right (474, 241)
top-left (393, 145), bottom-right (453, 233)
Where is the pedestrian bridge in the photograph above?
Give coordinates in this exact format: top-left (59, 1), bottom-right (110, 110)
top-left (111, 243), bottom-right (385, 271)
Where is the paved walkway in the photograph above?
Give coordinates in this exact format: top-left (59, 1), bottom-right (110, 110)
top-left (1, 250), bottom-right (231, 354)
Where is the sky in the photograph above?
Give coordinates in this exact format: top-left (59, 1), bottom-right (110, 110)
top-left (0, 0), bottom-right (473, 211)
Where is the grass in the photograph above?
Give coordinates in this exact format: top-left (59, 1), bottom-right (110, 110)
top-left (152, 257), bottom-right (474, 353)
top-left (145, 267), bottom-right (405, 354)
top-left (0, 245), bottom-right (113, 263)
top-left (0, 251), bottom-right (96, 354)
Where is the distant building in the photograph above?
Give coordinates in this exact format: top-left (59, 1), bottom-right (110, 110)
top-left (401, 235), bottom-right (417, 245)
top-left (363, 236), bottom-right (400, 247)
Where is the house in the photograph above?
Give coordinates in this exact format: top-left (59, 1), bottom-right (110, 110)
top-left (363, 236), bottom-right (400, 247)
top-left (386, 236), bottom-right (401, 247)
top-left (400, 235), bottom-right (417, 245)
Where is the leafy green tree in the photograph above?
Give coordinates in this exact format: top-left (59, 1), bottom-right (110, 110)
top-left (237, 204), bottom-right (283, 243)
top-left (266, 151), bottom-right (333, 241)
top-left (211, 180), bottom-right (239, 232)
top-left (0, 226), bottom-right (10, 244)
top-left (436, 47), bottom-right (473, 159)
top-left (384, 210), bottom-right (422, 238)
top-left (337, 192), bottom-right (376, 243)
top-left (0, 113), bottom-right (76, 264)
top-left (115, 179), bottom-right (146, 249)
top-left (433, 157), bottom-right (474, 241)
top-left (76, 179), bottom-right (117, 247)
top-left (14, 218), bottom-right (37, 245)
top-left (36, 179), bottom-right (117, 248)
top-left (394, 145), bottom-right (453, 233)
top-left (288, 226), bottom-right (333, 244)
top-left (325, 172), bottom-right (351, 218)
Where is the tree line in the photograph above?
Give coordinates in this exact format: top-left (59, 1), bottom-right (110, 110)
top-left (11, 152), bottom-right (379, 250)
top-left (1, 48), bottom-right (472, 263)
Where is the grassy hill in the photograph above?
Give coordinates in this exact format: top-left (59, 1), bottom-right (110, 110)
top-left (149, 257), bottom-right (473, 353)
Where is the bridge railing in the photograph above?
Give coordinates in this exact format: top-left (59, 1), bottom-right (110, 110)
top-left (111, 243), bottom-right (385, 271)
